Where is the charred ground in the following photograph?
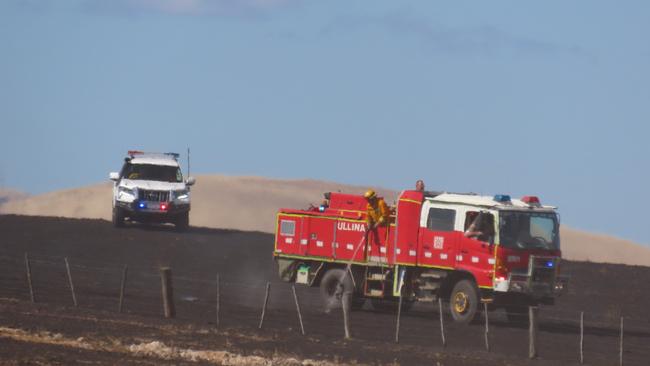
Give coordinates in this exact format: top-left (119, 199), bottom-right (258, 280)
top-left (0, 215), bottom-right (649, 365)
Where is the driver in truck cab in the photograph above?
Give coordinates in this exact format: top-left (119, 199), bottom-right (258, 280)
top-left (364, 189), bottom-right (390, 230)
top-left (464, 211), bottom-right (495, 242)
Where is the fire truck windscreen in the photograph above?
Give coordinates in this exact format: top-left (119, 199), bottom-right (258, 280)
top-left (121, 163), bottom-right (183, 183)
top-left (499, 211), bottom-right (559, 250)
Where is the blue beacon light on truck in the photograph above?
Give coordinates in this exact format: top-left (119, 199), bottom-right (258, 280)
top-left (138, 202), bottom-right (146, 209)
top-left (493, 194), bottom-right (511, 203)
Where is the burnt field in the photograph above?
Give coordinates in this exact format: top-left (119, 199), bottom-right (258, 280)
top-left (1, 215), bottom-right (649, 365)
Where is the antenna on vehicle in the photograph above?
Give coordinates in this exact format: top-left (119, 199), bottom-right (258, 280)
top-left (187, 147), bottom-right (191, 178)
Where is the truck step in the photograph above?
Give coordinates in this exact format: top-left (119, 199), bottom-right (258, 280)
top-left (417, 295), bottom-right (437, 302)
top-left (418, 283), bottom-right (440, 291)
top-left (420, 272), bottom-right (446, 279)
top-left (365, 289), bottom-right (384, 297)
top-left (367, 273), bottom-right (387, 281)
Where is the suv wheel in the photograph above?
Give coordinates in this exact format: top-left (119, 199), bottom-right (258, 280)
top-left (112, 207), bottom-right (125, 228)
top-left (175, 212), bottom-right (189, 231)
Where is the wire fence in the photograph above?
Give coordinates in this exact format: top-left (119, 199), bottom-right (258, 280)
top-left (0, 251), bottom-right (648, 365)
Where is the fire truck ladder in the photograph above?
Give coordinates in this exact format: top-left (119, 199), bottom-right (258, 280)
top-left (363, 266), bottom-right (391, 297)
top-left (414, 270), bottom-right (447, 302)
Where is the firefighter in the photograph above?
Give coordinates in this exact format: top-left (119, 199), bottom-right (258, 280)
top-left (364, 189), bottom-right (390, 230)
top-left (415, 179), bottom-right (425, 192)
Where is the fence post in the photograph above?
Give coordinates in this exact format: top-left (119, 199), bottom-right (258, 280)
top-left (24, 253), bottom-right (35, 303)
top-left (529, 306), bottom-right (538, 359)
top-left (484, 302), bottom-right (490, 352)
top-left (395, 291), bottom-right (403, 343)
top-left (580, 311), bottom-right (584, 364)
top-left (258, 282), bottom-right (271, 329)
top-left (292, 285), bottom-right (305, 335)
top-left (342, 292), bottom-right (351, 339)
top-left (160, 267), bottom-right (175, 318)
top-left (216, 273), bottom-right (220, 329)
top-left (619, 316), bottom-right (624, 366)
top-left (438, 297), bottom-right (446, 347)
top-left (64, 257), bottom-right (78, 307)
top-left (118, 265), bottom-right (128, 313)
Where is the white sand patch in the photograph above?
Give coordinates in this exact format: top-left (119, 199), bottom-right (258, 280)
top-left (0, 326), bottom-right (350, 366)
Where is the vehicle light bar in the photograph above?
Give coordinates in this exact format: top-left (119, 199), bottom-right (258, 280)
top-left (126, 151), bottom-right (179, 160)
top-left (521, 196), bottom-right (541, 205)
top-left (493, 194), bottom-right (511, 203)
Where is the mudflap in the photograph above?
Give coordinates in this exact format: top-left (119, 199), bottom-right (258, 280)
top-left (276, 258), bottom-right (298, 282)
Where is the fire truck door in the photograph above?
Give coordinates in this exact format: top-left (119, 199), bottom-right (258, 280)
top-left (417, 207), bottom-right (458, 268)
top-left (457, 211), bottom-right (495, 288)
top-left (306, 216), bottom-right (335, 259)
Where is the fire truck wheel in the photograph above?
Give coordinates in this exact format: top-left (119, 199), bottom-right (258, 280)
top-left (351, 297), bottom-right (366, 311)
top-left (112, 207), bottom-right (125, 228)
top-left (505, 305), bottom-right (528, 323)
top-left (504, 296), bottom-right (534, 323)
top-left (449, 279), bottom-right (479, 324)
top-left (320, 268), bottom-right (353, 311)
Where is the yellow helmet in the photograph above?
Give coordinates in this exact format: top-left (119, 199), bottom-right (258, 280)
top-left (364, 189), bottom-right (376, 199)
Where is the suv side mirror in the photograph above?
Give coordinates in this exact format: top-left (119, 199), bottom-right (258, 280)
top-left (109, 172), bottom-right (119, 181)
top-left (186, 176), bottom-right (196, 186)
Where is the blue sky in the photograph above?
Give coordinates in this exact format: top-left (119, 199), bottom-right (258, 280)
top-left (1, 1), bottom-right (649, 245)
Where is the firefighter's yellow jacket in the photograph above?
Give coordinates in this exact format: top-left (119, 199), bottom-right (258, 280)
top-left (366, 198), bottom-right (390, 227)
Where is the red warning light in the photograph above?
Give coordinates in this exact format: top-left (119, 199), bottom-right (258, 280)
top-left (521, 196), bottom-right (541, 205)
top-left (160, 203), bottom-right (168, 211)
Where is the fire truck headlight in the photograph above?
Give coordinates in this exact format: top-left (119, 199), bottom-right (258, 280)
top-left (494, 276), bottom-right (509, 292)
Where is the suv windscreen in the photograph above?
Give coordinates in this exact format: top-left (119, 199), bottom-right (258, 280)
top-left (499, 211), bottom-right (559, 250)
top-left (121, 163), bottom-right (183, 183)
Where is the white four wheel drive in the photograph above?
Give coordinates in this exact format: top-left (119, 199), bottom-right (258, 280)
top-left (109, 151), bottom-right (195, 231)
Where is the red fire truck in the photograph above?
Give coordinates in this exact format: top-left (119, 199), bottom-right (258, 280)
top-left (274, 190), bottom-right (568, 323)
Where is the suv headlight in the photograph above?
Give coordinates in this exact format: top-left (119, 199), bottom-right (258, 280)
top-left (173, 189), bottom-right (190, 201)
top-left (117, 186), bottom-right (137, 202)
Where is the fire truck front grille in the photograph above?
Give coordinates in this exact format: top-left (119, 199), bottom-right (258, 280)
top-left (529, 256), bottom-right (558, 287)
top-left (139, 190), bottom-right (169, 202)
top-left (532, 268), bottom-right (555, 283)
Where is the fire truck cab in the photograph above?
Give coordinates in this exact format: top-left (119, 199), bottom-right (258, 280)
top-left (274, 190), bottom-right (568, 323)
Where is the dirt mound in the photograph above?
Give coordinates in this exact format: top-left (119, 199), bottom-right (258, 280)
top-left (1, 175), bottom-right (649, 266)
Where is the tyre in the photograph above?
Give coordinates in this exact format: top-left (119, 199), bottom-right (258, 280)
top-left (320, 268), bottom-right (354, 311)
top-left (351, 297), bottom-right (366, 311)
top-left (449, 279), bottom-right (479, 324)
top-left (505, 304), bottom-right (528, 324)
top-left (175, 212), bottom-right (189, 231)
top-left (112, 207), bottom-right (125, 228)
top-left (504, 295), bottom-right (534, 324)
